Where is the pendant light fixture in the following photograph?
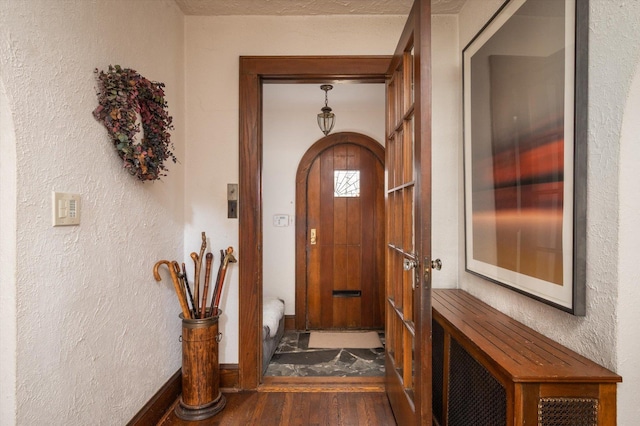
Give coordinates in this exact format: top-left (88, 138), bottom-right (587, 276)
top-left (317, 84), bottom-right (335, 136)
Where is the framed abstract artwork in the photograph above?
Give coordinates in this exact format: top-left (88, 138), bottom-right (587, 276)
top-left (463, 0), bottom-right (588, 315)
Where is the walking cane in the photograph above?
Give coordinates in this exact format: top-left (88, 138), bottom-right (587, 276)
top-left (213, 247), bottom-right (237, 316)
top-left (181, 262), bottom-right (197, 318)
top-left (153, 260), bottom-right (191, 319)
top-left (200, 252), bottom-right (214, 318)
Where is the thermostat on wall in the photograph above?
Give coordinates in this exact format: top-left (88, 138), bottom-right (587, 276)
top-left (273, 214), bottom-right (289, 227)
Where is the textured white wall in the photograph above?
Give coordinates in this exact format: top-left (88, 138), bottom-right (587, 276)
top-left (184, 14), bottom-right (407, 363)
top-left (617, 49), bottom-right (640, 426)
top-left (457, 0), bottom-right (640, 422)
top-left (0, 1), bottom-right (185, 424)
top-left (262, 83), bottom-right (386, 315)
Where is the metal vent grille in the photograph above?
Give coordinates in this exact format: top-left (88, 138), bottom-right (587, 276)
top-left (448, 338), bottom-right (506, 426)
top-left (538, 397), bottom-right (598, 426)
top-left (432, 320), bottom-right (445, 424)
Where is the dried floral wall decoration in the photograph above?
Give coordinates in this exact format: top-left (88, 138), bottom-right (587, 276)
top-left (93, 65), bottom-right (177, 181)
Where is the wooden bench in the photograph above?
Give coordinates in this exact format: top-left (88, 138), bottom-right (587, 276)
top-left (432, 289), bottom-right (622, 426)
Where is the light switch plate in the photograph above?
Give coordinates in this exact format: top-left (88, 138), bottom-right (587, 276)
top-left (52, 192), bottom-right (80, 226)
top-left (227, 183), bottom-right (238, 201)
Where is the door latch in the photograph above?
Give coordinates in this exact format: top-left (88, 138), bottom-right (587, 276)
top-left (403, 258), bottom-right (419, 290)
top-left (310, 228), bottom-right (317, 245)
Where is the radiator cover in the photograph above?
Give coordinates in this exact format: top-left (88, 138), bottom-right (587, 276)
top-left (448, 338), bottom-right (506, 426)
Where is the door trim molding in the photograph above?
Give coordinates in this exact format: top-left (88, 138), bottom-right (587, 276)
top-left (295, 132), bottom-right (385, 330)
top-left (239, 56), bottom-right (391, 389)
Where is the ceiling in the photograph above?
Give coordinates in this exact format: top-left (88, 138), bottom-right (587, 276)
top-left (174, 0), bottom-right (467, 16)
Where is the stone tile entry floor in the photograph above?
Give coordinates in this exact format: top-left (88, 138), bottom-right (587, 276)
top-left (264, 330), bottom-right (385, 377)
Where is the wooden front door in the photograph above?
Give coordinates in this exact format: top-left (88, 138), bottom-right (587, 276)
top-left (385, 0), bottom-right (433, 425)
top-left (296, 132), bottom-right (385, 330)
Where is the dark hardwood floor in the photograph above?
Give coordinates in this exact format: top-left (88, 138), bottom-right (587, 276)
top-left (159, 391), bottom-right (397, 425)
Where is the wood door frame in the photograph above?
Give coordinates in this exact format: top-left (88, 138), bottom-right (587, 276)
top-left (294, 131), bottom-right (385, 331)
top-left (239, 56), bottom-right (391, 389)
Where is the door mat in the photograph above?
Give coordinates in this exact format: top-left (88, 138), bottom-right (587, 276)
top-left (308, 331), bottom-right (383, 349)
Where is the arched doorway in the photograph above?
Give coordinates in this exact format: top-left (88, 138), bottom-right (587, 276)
top-left (295, 132), bottom-right (385, 330)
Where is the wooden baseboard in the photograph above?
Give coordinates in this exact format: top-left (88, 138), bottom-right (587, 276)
top-left (127, 369), bottom-right (181, 426)
top-left (284, 315), bottom-right (296, 331)
top-left (220, 363), bottom-right (239, 390)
